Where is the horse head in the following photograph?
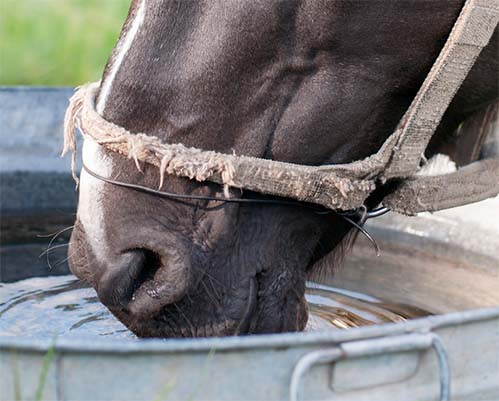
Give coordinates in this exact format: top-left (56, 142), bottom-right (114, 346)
top-left (68, 0), bottom-right (498, 337)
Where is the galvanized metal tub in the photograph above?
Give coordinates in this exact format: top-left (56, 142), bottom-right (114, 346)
top-left (1, 87), bottom-right (498, 401)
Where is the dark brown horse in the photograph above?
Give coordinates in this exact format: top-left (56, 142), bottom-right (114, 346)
top-left (68, 0), bottom-right (498, 337)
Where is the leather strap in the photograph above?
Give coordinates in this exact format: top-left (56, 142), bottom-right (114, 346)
top-left (382, 0), bottom-right (499, 214)
top-left (384, 158), bottom-right (499, 215)
top-left (383, 0), bottom-right (499, 180)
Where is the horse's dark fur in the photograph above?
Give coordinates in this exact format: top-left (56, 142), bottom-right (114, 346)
top-left (68, 0), bottom-right (498, 337)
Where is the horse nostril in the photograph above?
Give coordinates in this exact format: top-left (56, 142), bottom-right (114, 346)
top-left (97, 249), bottom-right (161, 310)
top-left (128, 251), bottom-right (190, 318)
top-left (97, 250), bottom-right (143, 309)
top-left (133, 249), bottom-right (162, 291)
top-left (97, 247), bottom-right (189, 317)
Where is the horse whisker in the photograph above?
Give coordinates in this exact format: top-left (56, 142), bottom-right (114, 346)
top-left (39, 225), bottom-right (75, 271)
top-left (200, 280), bottom-right (221, 309)
top-left (37, 225), bottom-right (74, 238)
top-left (173, 303), bottom-right (196, 337)
top-left (39, 243), bottom-right (69, 258)
top-left (52, 245), bottom-right (81, 268)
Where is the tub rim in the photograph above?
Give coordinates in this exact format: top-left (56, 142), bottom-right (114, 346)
top-left (1, 307), bottom-right (497, 354)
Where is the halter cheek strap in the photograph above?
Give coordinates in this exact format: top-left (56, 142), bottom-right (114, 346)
top-left (383, 0), bottom-right (499, 180)
top-left (63, 0), bottom-right (499, 216)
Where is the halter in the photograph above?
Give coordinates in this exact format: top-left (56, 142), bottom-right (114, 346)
top-left (81, 160), bottom-right (390, 254)
top-left (63, 0), bottom-right (499, 218)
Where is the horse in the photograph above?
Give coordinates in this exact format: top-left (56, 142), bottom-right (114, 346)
top-left (67, 0), bottom-right (498, 337)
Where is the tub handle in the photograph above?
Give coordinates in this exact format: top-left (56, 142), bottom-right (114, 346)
top-left (290, 332), bottom-right (450, 401)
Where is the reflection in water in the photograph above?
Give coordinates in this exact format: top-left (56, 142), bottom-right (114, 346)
top-left (305, 282), bottom-right (430, 331)
top-left (0, 276), bottom-right (431, 340)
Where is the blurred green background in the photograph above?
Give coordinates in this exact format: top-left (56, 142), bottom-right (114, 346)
top-left (0, 0), bottom-right (130, 85)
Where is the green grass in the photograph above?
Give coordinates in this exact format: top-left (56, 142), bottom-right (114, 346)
top-left (0, 0), bottom-right (130, 85)
top-left (35, 340), bottom-right (56, 401)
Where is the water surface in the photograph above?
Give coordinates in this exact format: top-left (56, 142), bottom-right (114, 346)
top-left (0, 275), bottom-right (430, 340)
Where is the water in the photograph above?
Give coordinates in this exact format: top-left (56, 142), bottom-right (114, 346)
top-left (0, 275), bottom-right (134, 340)
top-left (305, 282), bottom-right (430, 330)
top-left (0, 275), bottom-right (430, 340)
